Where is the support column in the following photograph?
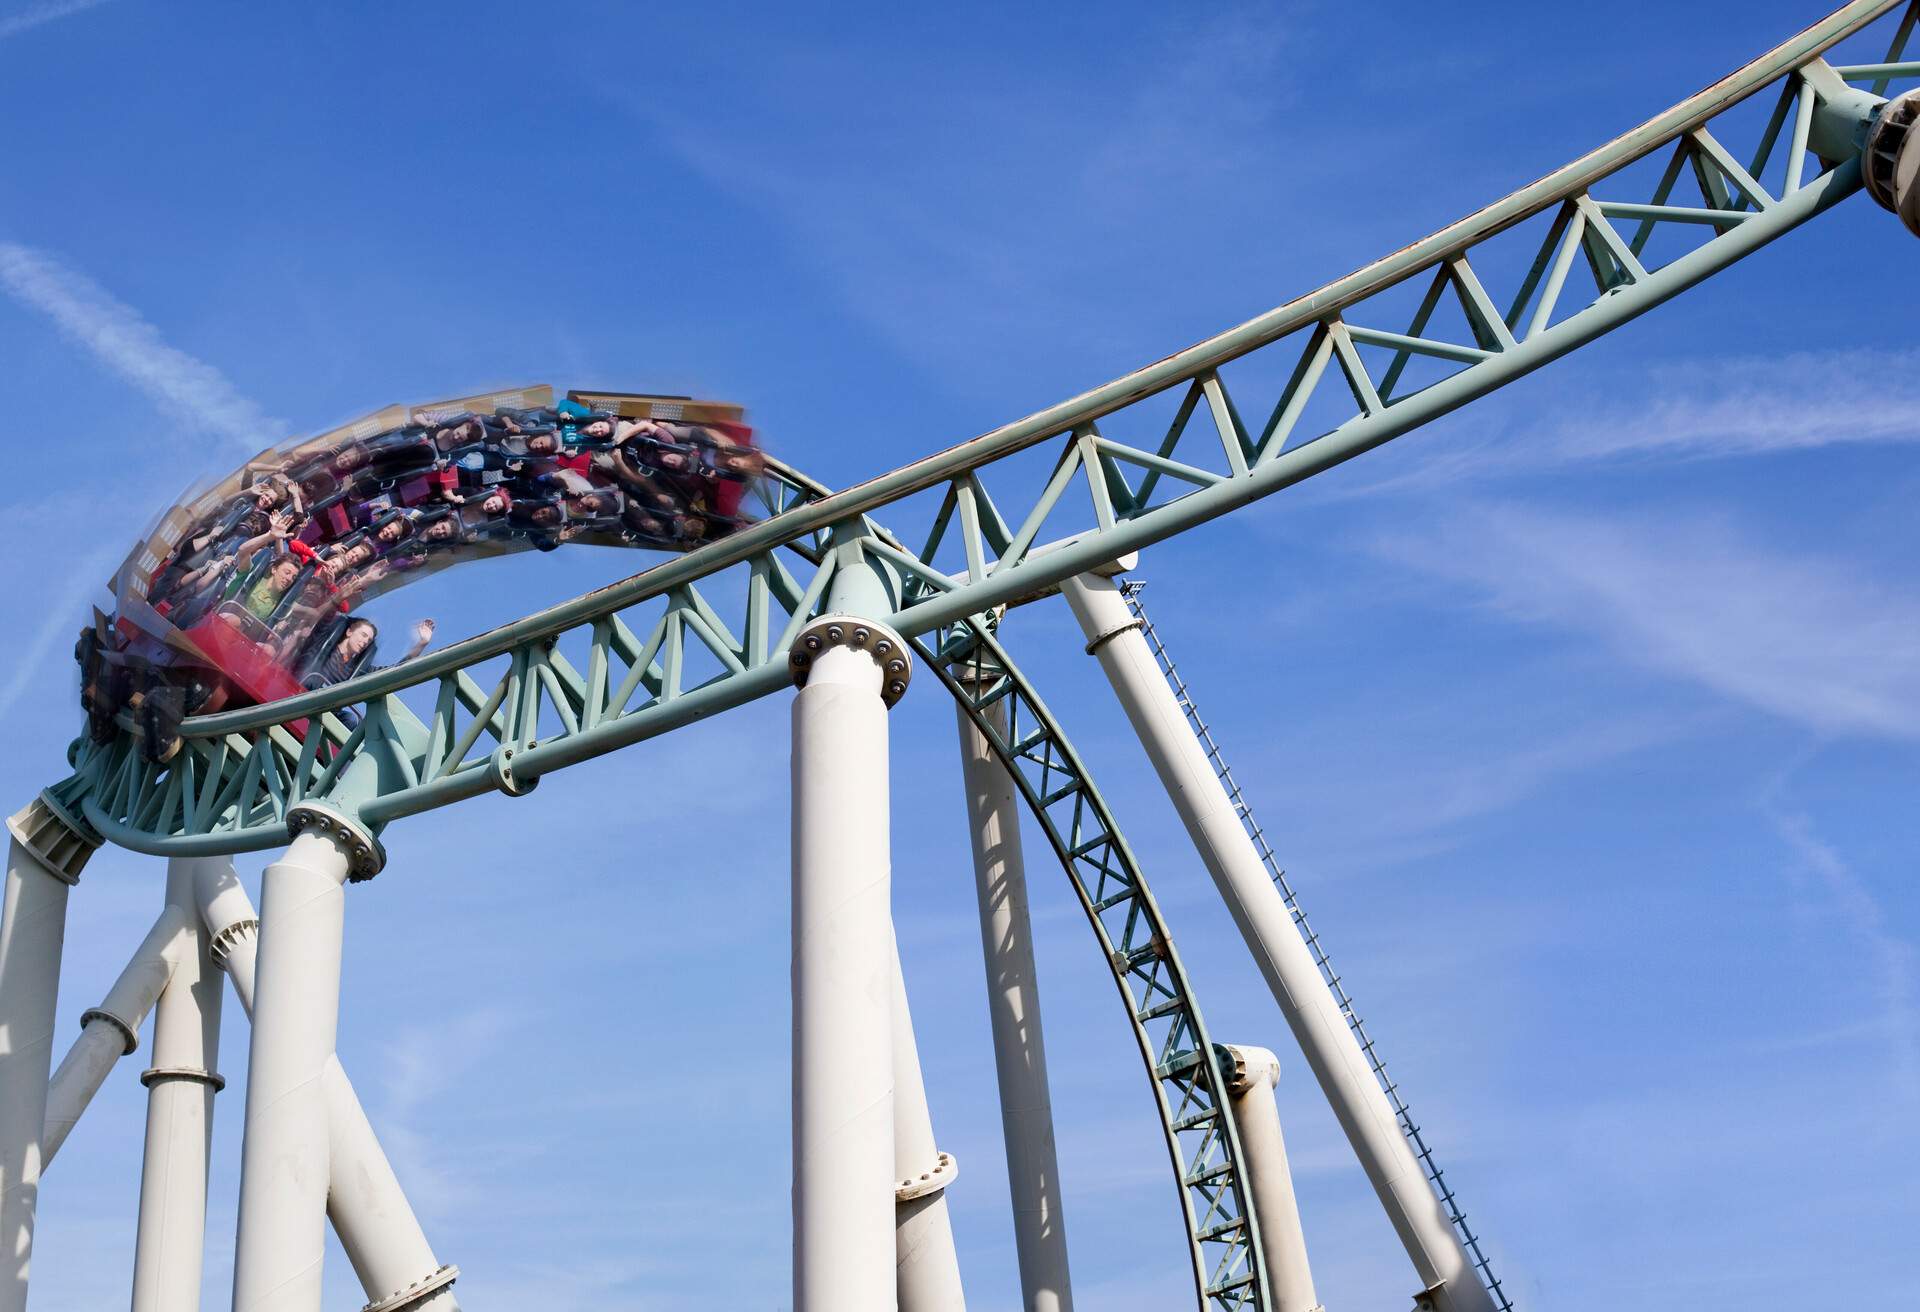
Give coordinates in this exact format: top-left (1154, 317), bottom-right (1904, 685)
top-left (232, 807), bottom-right (363, 1312)
top-left (130, 858), bottom-right (228, 1312)
top-left (196, 855), bottom-right (459, 1312)
top-left (891, 943), bottom-right (965, 1311)
top-left (1061, 573), bottom-right (1493, 1312)
top-left (789, 611), bottom-right (911, 1312)
top-left (42, 904), bottom-right (189, 1164)
top-left (954, 685), bottom-right (1073, 1312)
top-left (1220, 1046), bottom-right (1320, 1312)
top-left (1, 796), bottom-right (96, 1312)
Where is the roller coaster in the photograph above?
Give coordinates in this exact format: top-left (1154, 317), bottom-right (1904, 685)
top-left (5, 3), bottom-right (1919, 1309)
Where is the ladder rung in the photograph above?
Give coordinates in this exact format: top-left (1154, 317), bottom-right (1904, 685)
top-left (1157, 1049), bottom-right (1203, 1078)
top-left (1196, 1217), bottom-right (1247, 1242)
top-left (1184, 1159), bottom-right (1232, 1187)
top-left (1171, 1106), bottom-right (1219, 1131)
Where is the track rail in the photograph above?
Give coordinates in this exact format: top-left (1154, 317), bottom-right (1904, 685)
top-left (920, 622), bottom-right (1268, 1310)
top-left (57, 0), bottom-right (1920, 854)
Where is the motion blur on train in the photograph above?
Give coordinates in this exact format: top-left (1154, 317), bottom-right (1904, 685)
top-left (76, 385), bottom-right (763, 762)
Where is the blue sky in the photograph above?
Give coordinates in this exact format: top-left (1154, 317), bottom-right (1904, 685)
top-left (2, 1), bottom-right (1917, 1309)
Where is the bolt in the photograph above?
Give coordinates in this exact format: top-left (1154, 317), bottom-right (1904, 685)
top-left (826, 625), bottom-right (844, 643)
top-left (804, 634), bottom-right (822, 652)
top-left (874, 638), bottom-right (892, 656)
top-left (887, 680), bottom-right (906, 699)
top-left (853, 626), bottom-right (871, 645)
top-left (886, 659), bottom-right (905, 675)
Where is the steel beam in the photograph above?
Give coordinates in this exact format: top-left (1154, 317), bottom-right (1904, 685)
top-left (892, 942), bottom-right (966, 1311)
top-left (790, 607), bottom-right (907, 1311)
top-left (954, 685), bottom-right (1074, 1312)
top-left (42, 905), bottom-right (188, 1165)
top-left (1220, 1046), bottom-right (1320, 1312)
top-left (129, 858), bottom-right (228, 1312)
top-left (1062, 572), bottom-right (1492, 1312)
top-left (231, 817), bottom-right (355, 1312)
top-left (196, 861), bottom-right (460, 1312)
top-left (0, 799), bottom-right (93, 1312)
top-left (0, 856), bottom-right (65, 1312)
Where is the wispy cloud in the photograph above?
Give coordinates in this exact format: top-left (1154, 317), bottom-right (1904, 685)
top-left (1765, 802), bottom-right (1920, 1102)
top-left (0, 543), bottom-right (116, 721)
top-left (0, 0), bottom-right (110, 41)
top-left (1336, 347), bottom-right (1920, 498)
top-left (611, 5), bottom-right (1304, 391)
top-left (0, 241), bottom-right (278, 449)
top-left (375, 1004), bottom-right (524, 1218)
top-left (1276, 711), bottom-right (1691, 873)
top-left (1374, 501), bottom-right (1920, 738)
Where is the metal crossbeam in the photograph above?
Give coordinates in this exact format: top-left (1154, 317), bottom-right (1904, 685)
top-left (61, 0), bottom-right (1920, 855)
top-left (920, 624), bottom-right (1270, 1311)
top-left (1119, 581), bottom-right (1511, 1312)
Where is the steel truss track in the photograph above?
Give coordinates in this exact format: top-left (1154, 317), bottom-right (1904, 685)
top-left (58, 0), bottom-right (1920, 860)
top-left (920, 621), bottom-right (1269, 1311)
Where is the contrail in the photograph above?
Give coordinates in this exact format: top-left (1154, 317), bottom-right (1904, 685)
top-left (0, 545), bottom-right (118, 724)
top-left (0, 241), bottom-right (279, 450)
top-left (0, 0), bottom-right (112, 41)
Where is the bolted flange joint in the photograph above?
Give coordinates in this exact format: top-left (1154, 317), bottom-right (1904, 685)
top-left (896, 1149), bottom-right (959, 1202)
top-left (361, 1263), bottom-right (459, 1312)
top-left (79, 1007), bottom-right (141, 1056)
top-left (1215, 1043), bottom-right (1282, 1097)
top-left (788, 614), bottom-right (914, 707)
top-left (287, 801), bottom-right (386, 882)
top-left (1864, 86), bottom-right (1920, 237)
top-left (489, 742), bottom-right (540, 798)
top-left (141, 1065), bottom-right (226, 1092)
top-left (7, 790), bottom-right (102, 885)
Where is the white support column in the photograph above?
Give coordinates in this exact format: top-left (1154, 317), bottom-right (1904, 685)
top-left (232, 809), bottom-right (361, 1312)
top-left (196, 857), bottom-right (459, 1312)
top-left (954, 688), bottom-right (1073, 1312)
top-left (325, 1056), bottom-right (459, 1312)
top-left (130, 858), bottom-right (228, 1312)
top-left (891, 942), bottom-right (965, 1311)
top-left (1221, 1045), bottom-right (1321, 1312)
top-left (1061, 573), bottom-right (1493, 1312)
top-left (789, 613), bottom-right (910, 1312)
top-left (42, 904), bottom-right (189, 1164)
top-left (1, 797), bottom-right (94, 1312)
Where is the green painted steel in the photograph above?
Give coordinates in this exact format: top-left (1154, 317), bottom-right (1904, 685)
top-left (920, 623), bottom-right (1270, 1311)
top-left (60, 0), bottom-right (1920, 857)
top-left (31, 7), bottom-right (1920, 1307)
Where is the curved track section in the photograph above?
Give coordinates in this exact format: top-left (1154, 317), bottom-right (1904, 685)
top-left (918, 621), bottom-right (1269, 1311)
top-left (55, 1), bottom-right (1920, 858)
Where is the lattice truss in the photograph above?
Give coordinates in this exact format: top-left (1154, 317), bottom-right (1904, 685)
top-left (40, 7), bottom-right (1920, 1312)
top-left (924, 624), bottom-right (1267, 1310)
top-left (67, 2), bottom-right (1919, 864)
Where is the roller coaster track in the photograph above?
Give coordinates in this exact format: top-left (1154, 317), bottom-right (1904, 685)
top-left (923, 622), bottom-right (1268, 1310)
top-left (24, 6), bottom-right (1920, 1309)
top-left (1118, 580), bottom-right (1511, 1311)
top-left (50, 0), bottom-right (1920, 864)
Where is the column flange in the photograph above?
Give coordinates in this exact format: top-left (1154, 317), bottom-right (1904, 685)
top-left (8, 791), bottom-right (102, 885)
top-left (139, 1065), bottom-right (226, 1092)
top-left (788, 614), bottom-right (914, 705)
top-left (360, 1263), bottom-right (459, 1312)
top-left (895, 1149), bottom-right (959, 1202)
top-left (287, 802), bottom-right (386, 881)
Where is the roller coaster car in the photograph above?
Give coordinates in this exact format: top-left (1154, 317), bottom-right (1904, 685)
top-left (92, 384), bottom-right (767, 751)
top-left (176, 551), bottom-right (342, 716)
